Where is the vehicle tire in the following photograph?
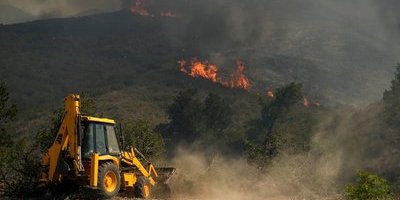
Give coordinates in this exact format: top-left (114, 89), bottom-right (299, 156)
top-left (134, 176), bottom-right (151, 199)
top-left (98, 162), bottom-right (121, 198)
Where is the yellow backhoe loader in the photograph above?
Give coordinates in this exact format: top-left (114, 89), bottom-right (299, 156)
top-left (39, 94), bottom-right (175, 199)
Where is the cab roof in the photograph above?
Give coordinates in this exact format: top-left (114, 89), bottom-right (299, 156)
top-left (82, 116), bottom-right (116, 124)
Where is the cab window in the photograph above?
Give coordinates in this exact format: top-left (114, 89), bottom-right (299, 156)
top-left (81, 122), bottom-right (120, 159)
top-left (95, 123), bottom-right (107, 155)
top-left (105, 125), bottom-right (120, 154)
top-left (82, 122), bottom-right (94, 158)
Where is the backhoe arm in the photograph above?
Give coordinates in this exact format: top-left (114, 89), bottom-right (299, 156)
top-left (40, 94), bottom-right (83, 183)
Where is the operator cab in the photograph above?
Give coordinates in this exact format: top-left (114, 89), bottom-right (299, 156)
top-left (81, 116), bottom-right (121, 159)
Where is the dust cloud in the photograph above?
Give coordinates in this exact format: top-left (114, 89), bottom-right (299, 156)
top-left (167, 105), bottom-right (395, 199)
top-left (168, 149), bottom-right (340, 200)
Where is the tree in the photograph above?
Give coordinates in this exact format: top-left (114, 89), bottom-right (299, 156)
top-left (0, 81), bottom-right (17, 146)
top-left (164, 90), bottom-right (234, 145)
top-left (202, 93), bottom-right (232, 132)
top-left (0, 140), bottom-right (40, 197)
top-left (122, 120), bottom-right (165, 160)
top-left (345, 171), bottom-right (394, 200)
top-left (0, 81), bottom-right (39, 197)
top-left (246, 82), bottom-right (304, 166)
top-left (261, 82), bottom-right (304, 134)
top-left (383, 64), bottom-right (400, 127)
top-left (166, 89), bottom-right (203, 142)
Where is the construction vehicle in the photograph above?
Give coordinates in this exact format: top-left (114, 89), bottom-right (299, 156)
top-left (39, 94), bottom-right (175, 198)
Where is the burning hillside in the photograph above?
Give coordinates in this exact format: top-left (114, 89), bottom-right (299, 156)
top-left (178, 58), bottom-right (320, 107)
top-left (178, 58), bottom-right (251, 90)
top-left (130, 0), bottom-right (176, 17)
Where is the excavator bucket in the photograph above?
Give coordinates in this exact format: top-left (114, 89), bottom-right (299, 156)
top-left (155, 167), bottom-right (176, 184)
top-left (150, 167), bottom-right (175, 198)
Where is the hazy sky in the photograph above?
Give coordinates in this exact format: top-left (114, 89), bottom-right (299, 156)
top-left (0, 0), bottom-right (399, 29)
top-left (0, 0), bottom-right (124, 24)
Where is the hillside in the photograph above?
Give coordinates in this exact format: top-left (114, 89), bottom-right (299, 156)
top-left (0, 5), bottom-right (398, 127)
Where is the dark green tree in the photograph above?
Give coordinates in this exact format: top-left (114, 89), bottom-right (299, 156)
top-left (165, 90), bottom-right (234, 145)
top-left (246, 82), bottom-right (304, 166)
top-left (261, 82), bottom-right (304, 134)
top-left (202, 93), bottom-right (232, 132)
top-left (0, 81), bottom-right (40, 197)
top-left (122, 120), bottom-right (165, 160)
top-left (383, 64), bottom-right (400, 127)
top-left (345, 171), bottom-right (394, 200)
top-left (0, 140), bottom-right (40, 197)
top-left (0, 81), bottom-right (17, 146)
top-left (166, 89), bottom-right (202, 142)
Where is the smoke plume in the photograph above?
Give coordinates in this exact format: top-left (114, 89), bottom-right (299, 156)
top-left (155, 0), bottom-right (400, 104)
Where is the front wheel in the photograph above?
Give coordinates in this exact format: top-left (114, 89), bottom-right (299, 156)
top-left (98, 162), bottom-right (121, 198)
top-left (134, 176), bottom-right (151, 199)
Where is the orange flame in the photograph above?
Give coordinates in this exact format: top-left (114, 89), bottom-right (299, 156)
top-left (180, 59), bottom-right (321, 107)
top-left (230, 61), bottom-right (251, 89)
top-left (267, 89), bottom-right (274, 97)
top-left (303, 97), bottom-right (310, 107)
top-left (189, 60), bottom-right (218, 82)
top-left (179, 58), bottom-right (251, 90)
top-left (130, 0), bottom-right (151, 16)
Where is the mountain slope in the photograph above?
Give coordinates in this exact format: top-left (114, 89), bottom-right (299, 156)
top-left (0, 7), bottom-right (397, 124)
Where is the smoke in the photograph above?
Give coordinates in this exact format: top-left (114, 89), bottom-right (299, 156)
top-left (2, 0), bottom-right (398, 44)
top-left (155, 0), bottom-right (400, 105)
top-left (158, 0), bottom-right (399, 47)
top-left (0, 0), bottom-right (124, 23)
top-left (374, 0), bottom-right (400, 41)
top-left (167, 104), bottom-right (398, 199)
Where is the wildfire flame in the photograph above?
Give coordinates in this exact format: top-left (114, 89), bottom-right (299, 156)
top-left (130, 0), bottom-right (151, 16)
top-left (303, 97), bottom-right (310, 107)
top-left (178, 58), bottom-right (251, 90)
top-left (189, 60), bottom-right (218, 82)
top-left (267, 89), bottom-right (274, 97)
top-left (179, 58), bottom-right (320, 107)
top-left (231, 61), bottom-right (251, 89)
top-left (131, 0), bottom-right (177, 17)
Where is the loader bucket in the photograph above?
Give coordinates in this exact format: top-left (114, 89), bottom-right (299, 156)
top-left (155, 167), bottom-right (176, 184)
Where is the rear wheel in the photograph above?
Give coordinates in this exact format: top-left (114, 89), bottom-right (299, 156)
top-left (134, 176), bottom-right (151, 199)
top-left (98, 162), bottom-right (121, 198)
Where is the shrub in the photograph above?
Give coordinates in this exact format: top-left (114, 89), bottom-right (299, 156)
top-left (345, 171), bottom-right (394, 200)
